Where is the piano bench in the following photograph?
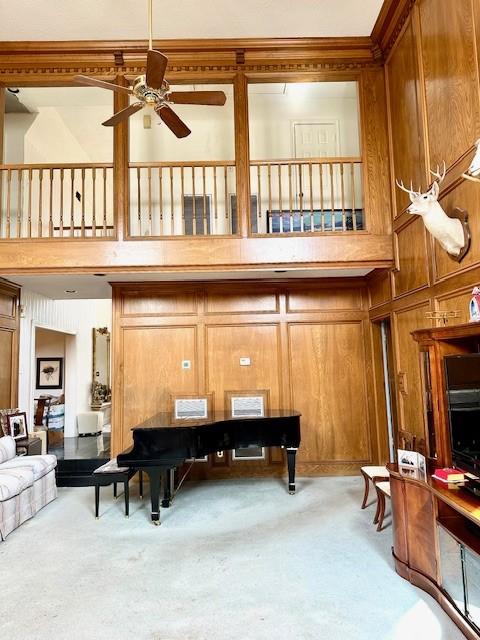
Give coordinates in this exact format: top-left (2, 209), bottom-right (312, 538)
top-left (92, 460), bottom-right (143, 519)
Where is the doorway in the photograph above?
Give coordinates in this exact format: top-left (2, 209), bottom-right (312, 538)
top-left (371, 318), bottom-right (398, 462)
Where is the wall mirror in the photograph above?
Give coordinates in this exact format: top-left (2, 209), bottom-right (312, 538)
top-left (91, 327), bottom-right (111, 409)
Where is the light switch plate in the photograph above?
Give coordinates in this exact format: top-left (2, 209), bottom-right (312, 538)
top-left (182, 360), bottom-right (191, 369)
top-left (239, 357), bottom-right (251, 366)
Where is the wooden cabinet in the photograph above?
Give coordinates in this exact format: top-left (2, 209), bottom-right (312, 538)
top-left (412, 322), bottom-right (480, 467)
top-left (389, 464), bottom-right (480, 640)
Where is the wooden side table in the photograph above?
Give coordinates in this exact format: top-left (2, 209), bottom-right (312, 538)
top-left (16, 436), bottom-right (42, 456)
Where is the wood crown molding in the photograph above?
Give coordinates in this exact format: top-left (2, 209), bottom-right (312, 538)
top-left (0, 36), bottom-right (382, 80)
top-left (371, 0), bottom-right (417, 58)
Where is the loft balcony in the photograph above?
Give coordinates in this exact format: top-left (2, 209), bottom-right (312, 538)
top-left (0, 77), bottom-right (393, 273)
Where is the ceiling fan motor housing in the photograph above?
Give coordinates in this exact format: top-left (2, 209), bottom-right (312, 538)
top-left (133, 74), bottom-right (169, 105)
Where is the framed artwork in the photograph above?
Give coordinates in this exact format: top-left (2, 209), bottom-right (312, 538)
top-left (169, 393), bottom-right (214, 423)
top-left (224, 389), bottom-right (270, 418)
top-left (36, 357), bottom-right (63, 389)
top-left (7, 412), bottom-right (28, 440)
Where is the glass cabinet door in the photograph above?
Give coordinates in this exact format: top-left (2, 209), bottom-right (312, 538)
top-left (438, 524), bottom-right (466, 613)
top-left (465, 546), bottom-right (480, 628)
top-left (420, 349), bottom-right (437, 459)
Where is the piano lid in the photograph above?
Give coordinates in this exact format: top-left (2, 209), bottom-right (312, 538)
top-left (130, 409), bottom-right (301, 431)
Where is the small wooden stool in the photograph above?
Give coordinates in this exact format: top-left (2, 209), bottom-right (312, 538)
top-left (92, 460), bottom-right (143, 519)
top-left (373, 480), bottom-right (391, 531)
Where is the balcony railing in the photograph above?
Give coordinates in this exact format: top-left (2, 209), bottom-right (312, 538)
top-left (0, 157), bottom-right (364, 240)
top-left (250, 157), bottom-right (363, 234)
top-left (0, 163), bottom-right (115, 239)
top-left (128, 161), bottom-right (237, 237)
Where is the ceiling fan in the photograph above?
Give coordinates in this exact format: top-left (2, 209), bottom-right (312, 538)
top-left (73, 0), bottom-right (226, 138)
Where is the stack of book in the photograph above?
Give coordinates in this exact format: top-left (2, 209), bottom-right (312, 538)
top-left (432, 468), bottom-right (465, 484)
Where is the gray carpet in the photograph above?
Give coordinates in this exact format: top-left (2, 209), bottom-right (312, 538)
top-left (0, 476), bottom-right (466, 640)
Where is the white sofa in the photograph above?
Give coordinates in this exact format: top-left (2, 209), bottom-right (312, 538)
top-left (0, 436), bottom-right (57, 540)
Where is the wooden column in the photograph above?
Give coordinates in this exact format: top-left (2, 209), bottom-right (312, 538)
top-left (113, 75), bottom-right (129, 241)
top-left (0, 87), bottom-right (5, 163)
top-left (233, 73), bottom-right (251, 237)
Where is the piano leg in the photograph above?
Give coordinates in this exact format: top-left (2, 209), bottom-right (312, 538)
top-left (162, 468), bottom-right (172, 508)
top-left (286, 447), bottom-right (297, 494)
top-left (145, 467), bottom-right (162, 525)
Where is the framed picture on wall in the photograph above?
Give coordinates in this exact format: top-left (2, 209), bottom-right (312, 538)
top-left (169, 393), bottom-right (214, 423)
top-left (224, 390), bottom-right (270, 418)
top-left (36, 357), bottom-right (63, 390)
top-left (7, 412), bottom-right (28, 440)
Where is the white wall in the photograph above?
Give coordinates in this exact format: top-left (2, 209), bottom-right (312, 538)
top-left (19, 289), bottom-right (112, 436)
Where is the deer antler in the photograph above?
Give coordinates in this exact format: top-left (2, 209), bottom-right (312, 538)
top-left (430, 161), bottom-right (446, 184)
top-left (395, 179), bottom-right (421, 196)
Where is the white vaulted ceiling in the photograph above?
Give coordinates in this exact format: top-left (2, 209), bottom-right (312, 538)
top-left (0, 0), bottom-right (384, 41)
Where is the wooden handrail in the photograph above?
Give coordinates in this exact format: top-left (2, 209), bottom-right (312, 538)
top-left (129, 160), bottom-right (236, 168)
top-left (0, 163), bottom-right (113, 170)
top-left (250, 156), bottom-right (362, 166)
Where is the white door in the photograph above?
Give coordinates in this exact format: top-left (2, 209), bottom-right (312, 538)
top-left (292, 121), bottom-right (340, 220)
top-left (293, 121), bottom-right (339, 159)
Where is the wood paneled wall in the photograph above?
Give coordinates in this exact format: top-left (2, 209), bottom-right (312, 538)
top-left (112, 280), bottom-right (379, 477)
top-left (0, 280), bottom-right (20, 408)
top-left (369, 0), bottom-right (480, 447)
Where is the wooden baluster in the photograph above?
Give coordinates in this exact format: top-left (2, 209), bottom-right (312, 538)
top-left (0, 170), bottom-right (3, 238)
top-left (136, 167), bottom-right (141, 236)
top-left (169, 166), bottom-right (174, 233)
top-left (288, 163), bottom-right (293, 232)
top-left (28, 168), bottom-right (32, 238)
top-left (181, 166), bottom-right (185, 236)
top-left (278, 164), bottom-right (283, 227)
top-left (6, 168), bottom-right (11, 238)
top-left (70, 168), bottom-right (75, 237)
top-left (38, 168), bottom-right (43, 237)
top-left (81, 167), bottom-right (86, 237)
top-left (213, 166), bottom-right (219, 232)
top-left (298, 164), bottom-right (304, 232)
top-left (60, 168), bottom-right (64, 236)
top-left (192, 167), bottom-right (196, 236)
top-left (340, 162), bottom-right (346, 231)
top-left (224, 166), bottom-right (228, 230)
top-left (329, 163), bottom-right (335, 231)
top-left (351, 162), bottom-right (357, 231)
top-left (17, 169), bottom-right (23, 238)
top-left (308, 162), bottom-right (314, 231)
top-left (256, 164), bottom-right (261, 232)
top-left (319, 163), bottom-right (325, 231)
top-left (158, 167), bottom-right (163, 236)
top-left (147, 166), bottom-right (152, 236)
top-left (267, 164), bottom-right (272, 228)
top-left (49, 168), bottom-right (54, 237)
top-left (202, 166), bottom-right (207, 235)
top-left (92, 167), bottom-right (97, 236)
top-left (103, 167), bottom-right (107, 236)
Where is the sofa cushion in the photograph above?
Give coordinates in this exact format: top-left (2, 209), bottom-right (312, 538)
top-left (0, 467), bottom-right (34, 501)
top-left (0, 436), bottom-right (16, 463)
top-left (0, 454), bottom-right (57, 481)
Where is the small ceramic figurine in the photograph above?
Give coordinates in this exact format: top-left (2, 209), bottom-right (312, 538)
top-left (469, 287), bottom-right (480, 322)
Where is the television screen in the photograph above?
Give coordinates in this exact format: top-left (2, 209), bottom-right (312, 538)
top-left (444, 354), bottom-right (480, 474)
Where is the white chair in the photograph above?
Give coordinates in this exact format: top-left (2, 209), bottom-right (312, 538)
top-left (360, 465), bottom-right (389, 509)
top-left (77, 412), bottom-right (103, 436)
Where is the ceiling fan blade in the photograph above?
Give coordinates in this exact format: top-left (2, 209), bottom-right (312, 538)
top-left (73, 75), bottom-right (133, 95)
top-left (146, 49), bottom-right (168, 89)
top-left (102, 102), bottom-right (144, 126)
top-left (168, 91), bottom-right (227, 106)
top-left (156, 105), bottom-right (191, 138)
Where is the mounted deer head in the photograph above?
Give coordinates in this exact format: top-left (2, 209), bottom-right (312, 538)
top-left (396, 163), bottom-right (469, 260)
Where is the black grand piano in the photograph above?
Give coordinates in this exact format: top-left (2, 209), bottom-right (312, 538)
top-left (117, 409), bottom-right (301, 524)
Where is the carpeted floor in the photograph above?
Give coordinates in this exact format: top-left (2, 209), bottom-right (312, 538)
top-left (0, 476), bottom-right (466, 640)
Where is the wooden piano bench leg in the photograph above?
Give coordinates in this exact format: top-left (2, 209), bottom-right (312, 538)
top-left (95, 484), bottom-right (100, 519)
